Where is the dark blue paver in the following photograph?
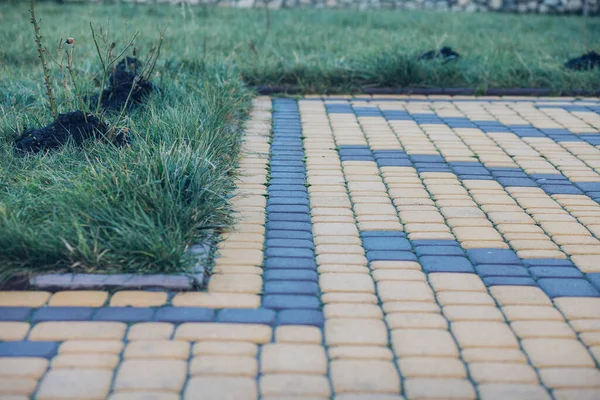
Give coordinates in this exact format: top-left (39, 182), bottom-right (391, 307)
top-left (217, 308), bottom-right (276, 325)
top-left (539, 278), bottom-right (600, 298)
top-left (0, 307), bottom-right (32, 321)
top-left (0, 341), bottom-right (58, 358)
top-left (154, 307), bottom-right (216, 323)
top-left (32, 307), bottom-right (94, 322)
top-left (93, 307), bottom-right (154, 322)
top-left (278, 310), bottom-right (324, 327)
top-left (420, 256), bottom-right (475, 273)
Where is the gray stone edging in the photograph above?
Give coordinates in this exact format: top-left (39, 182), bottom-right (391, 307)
top-left (1, 238), bottom-right (214, 292)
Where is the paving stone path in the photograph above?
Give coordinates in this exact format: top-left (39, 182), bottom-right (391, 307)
top-left (2, 95), bottom-right (600, 399)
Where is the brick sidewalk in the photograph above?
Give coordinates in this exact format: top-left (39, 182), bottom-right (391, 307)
top-left (1, 96), bottom-right (600, 399)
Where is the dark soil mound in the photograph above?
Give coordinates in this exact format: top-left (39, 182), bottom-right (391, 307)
top-left (96, 57), bottom-right (154, 111)
top-left (14, 111), bottom-right (113, 154)
top-left (565, 51), bottom-right (600, 71)
top-left (420, 47), bottom-right (460, 63)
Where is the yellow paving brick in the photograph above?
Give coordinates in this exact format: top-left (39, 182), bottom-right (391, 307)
top-left (0, 357), bottom-right (47, 378)
top-left (274, 326), bottom-right (322, 344)
top-left (570, 319), bottom-right (600, 332)
top-left (324, 303), bottom-right (383, 319)
top-left (386, 313), bottom-right (448, 330)
top-left (207, 274), bottom-right (263, 294)
top-left (437, 292), bottom-right (496, 306)
top-left (502, 305), bottom-right (564, 321)
top-left (452, 321), bottom-right (519, 348)
top-left (329, 346), bottom-right (394, 361)
top-left (398, 358), bottom-right (467, 378)
top-left (372, 269), bottom-right (426, 282)
top-left (510, 321), bottom-right (576, 338)
top-left (515, 247), bottom-right (565, 258)
top-left (490, 286), bottom-right (551, 306)
top-left (442, 306), bottom-right (504, 321)
top-left (319, 273), bottom-right (374, 293)
top-left (109, 291), bottom-right (167, 307)
top-left (185, 377), bottom-right (258, 400)
top-left (538, 368), bottom-right (600, 389)
top-left (334, 395), bottom-right (405, 400)
top-left (404, 378), bottom-right (476, 399)
top-left (29, 321), bottom-right (126, 341)
top-left (0, 322), bottom-right (29, 341)
top-left (321, 292), bottom-right (379, 304)
top-left (175, 323), bottom-right (271, 343)
top-left (553, 389), bottom-right (600, 400)
top-left (377, 281), bottom-right (434, 302)
top-left (580, 331), bottom-right (600, 346)
top-left (0, 291), bottom-right (50, 307)
top-left (469, 363), bottom-right (539, 384)
top-left (51, 353), bottom-right (119, 369)
top-left (453, 227), bottom-right (503, 241)
top-left (554, 298), bottom-right (600, 319)
top-left (404, 223), bottom-right (450, 233)
top-left (383, 302), bottom-right (441, 314)
top-left (0, 378), bottom-right (39, 395)
top-left (461, 348), bottom-right (528, 363)
top-left (127, 323), bottom-right (174, 340)
top-left (571, 255), bottom-right (600, 272)
top-left (330, 360), bottom-right (401, 394)
top-left (193, 341), bottom-right (257, 356)
top-left (316, 254), bottom-right (368, 265)
top-left (216, 249), bottom-right (264, 266)
top-left (109, 393), bottom-right (179, 400)
top-left (359, 222), bottom-right (404, 231)
top-left (0, 395), bottom-right (29, 400)
top-left (315, 244), bottom-right (364, 255)
top-left (428, 273), bottom-right (486, 292)
top-left (521, 338), bottom-right (596, 367)
top-left (461, 241), bottom-right (510, 249)
top-left (123, 340), bottom-right (190, 359)
top-left (189, 355), bottom-right (258, 376)
top-left (313, 223), bottom-right (359, 236)
top-left (391, 329), bottom-right (458, 357)
top-left (319, 265), bottom-right (370, 274)
top-left (260, 374), bottom-right (330, 397)
top-left (477, 383), bottom-right (551, 400)
top-left (325, 319), bottom-right (388, 346)
top-left (370, 260), bottom-right (421, 270)
top-left (261, 344), bottom-right (327, 374)
top-left (59, 340), bottom-right (123, 354)
top-left (171, 293), bottom-right (261, 308)
top-left (408, 232), bottom-right (457, 240)
top-left (114, 359), bottom-right (187, 392)
top-left (37, 369), bottom-right (113, 399)
top-left (540, 221), bottom-right (591, 236)
top-left (48, 291), bottom-right (108, 307)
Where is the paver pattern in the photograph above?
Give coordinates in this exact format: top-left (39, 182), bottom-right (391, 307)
top-left (1, 95), bottom-right (600, 399)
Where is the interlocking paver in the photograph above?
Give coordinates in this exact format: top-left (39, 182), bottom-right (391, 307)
top-left (7, 96), bottom-right (600, 398)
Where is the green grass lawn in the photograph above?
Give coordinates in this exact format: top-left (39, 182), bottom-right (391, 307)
top-left (0, 2), bottom-right (599, 279)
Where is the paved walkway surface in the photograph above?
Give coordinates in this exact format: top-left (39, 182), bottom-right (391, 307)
top-left (2, 95), bottom-right (600, 399)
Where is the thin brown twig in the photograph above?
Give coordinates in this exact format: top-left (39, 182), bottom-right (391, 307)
top-left (29, 0), bottom-right (57, 119)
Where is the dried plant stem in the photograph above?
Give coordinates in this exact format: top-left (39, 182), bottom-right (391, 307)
top-left (29, 0), bottom-right (57, 119)
top-left (66, 47), bottom-right (87, 122)
top-left (143, 27), bottom-right (167, 82)
top-left (91, 22), bottom-right (138, 114)
top-left (46, 39), bottom-right (72, 111)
